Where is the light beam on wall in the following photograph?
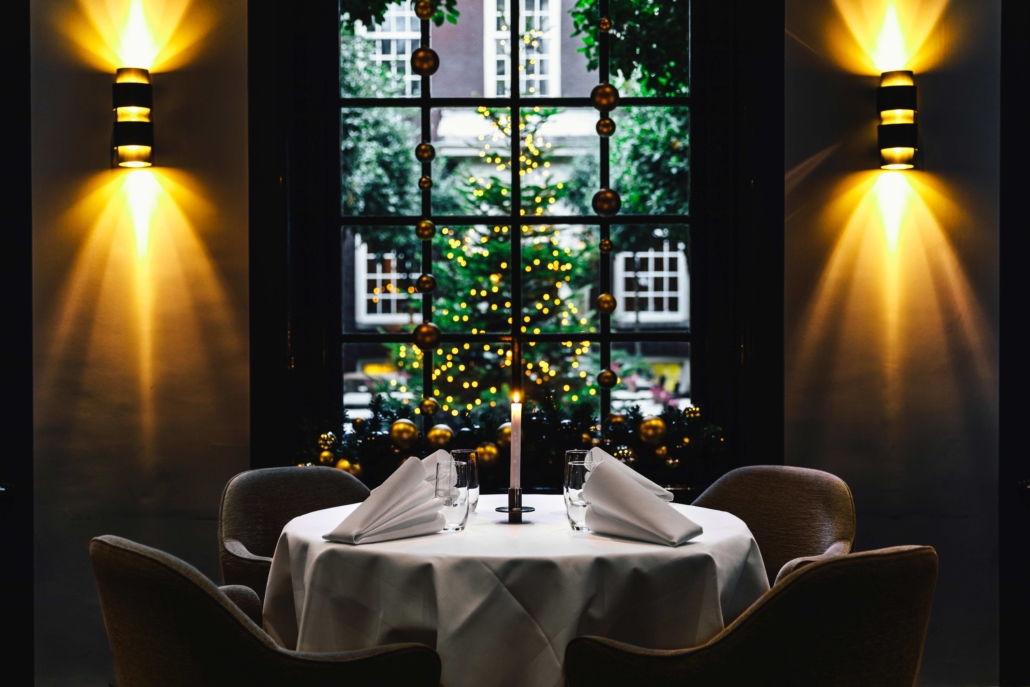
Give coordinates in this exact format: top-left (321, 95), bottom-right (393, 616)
top-left (829, 0), bottom-right (949, 75)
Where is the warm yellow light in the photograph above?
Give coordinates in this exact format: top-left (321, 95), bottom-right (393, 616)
top-left (117, 106), bottom-right (151, 122)
top-left (513, 392), bottom-right (520, 403)
top-left (880, 147), bottom-right (915, 170)
top-left (879, 70), bottom-right (913, 87)
top-left (871, 3), bottom-right (907, 72)
top-left (880, 108), bottom-right (914, 125)
top-left (116, 145), bottom-right (153, 168)
top-left (830, 0), bottom-right (949, 75)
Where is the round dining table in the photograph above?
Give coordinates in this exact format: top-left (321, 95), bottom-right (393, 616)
top-left (262, 493), bottom-right (769, 687)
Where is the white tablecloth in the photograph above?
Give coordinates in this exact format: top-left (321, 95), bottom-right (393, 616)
top-left (263, 493), bottom-right (769, 687)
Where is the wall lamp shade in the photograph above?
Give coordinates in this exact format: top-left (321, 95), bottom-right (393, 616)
top-left (878, 70), bottom-right (918, 170)
top-left (112, 68), bottom-right (153, 168)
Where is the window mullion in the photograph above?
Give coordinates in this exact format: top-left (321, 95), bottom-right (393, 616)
top-left (509, 0), bottom-right (523, 399)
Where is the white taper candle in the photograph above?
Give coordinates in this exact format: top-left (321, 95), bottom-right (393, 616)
top-left (510, 393), bottom-right (522, 489)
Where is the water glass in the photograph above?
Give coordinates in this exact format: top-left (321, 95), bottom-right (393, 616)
top-left (451, 449), bottom-right (479, 513)
top-left (564, 461), bottom-right (591, 531)
top-left (565, 449), bottom-right (589, 471)
top-left (435, 461), bottom-right (470, 531)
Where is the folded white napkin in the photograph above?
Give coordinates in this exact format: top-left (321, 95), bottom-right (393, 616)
top-left (421, 449), bottom-right (452, 482)
top-left (324, 457), bottom-right (445, 544)
top-left (587, 447), bottom-right (674, 502)
top-left (583, 461), bottom-right (703, 546)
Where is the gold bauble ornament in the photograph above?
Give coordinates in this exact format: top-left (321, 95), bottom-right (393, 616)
top-left (639, 416), bottom-right (667, 445)
top-left (613, 445), bottom-right (637, 465)
top-left (418, 176), bottom-right (433, 190)
top-left (415, 219), bottom-right (436, 240)
top-left (595, 117), bottom-right (616, 137)
top-left (389, 418), bottom-right (419, 449)
top-left (592, 188), bottom-right (622, 217)
top-left (665, 456), bottom-right (681, 470)
top-left (496, 422), bottom-right (512, 448)
top-left (476, 442), bottom-right (499, 465)
top-left (411, 47), bottom-right (440, 76)
top-left (335, 458), bottom-right (352, 472)
top-left (590, 83), bottom-right (620, 111)
top-left (319, 450), bottom-right (335, 464)
top-left (349, 462), bottom-right (363, 477)
top-left (598, 16), bottom-right (612, 31)
top-left (414, 0), bottom-right (434, 20)
top-left (655, 445), bottom-right (668, 459)
top-left (599, 237), bottom-right (614, 253)
top-left (416, 273), bottom-right (437, 293)
top-left (596, 293), bottom-right (617, 315)
top-left (427, 424), bottom-right (454, 449)
top-left (413, 322), bottom-right (441, 348)
top-left (318, 432), bottom-right (337, 450)
top-left (419, 397), bottom-right (440, 416)
top-left (415, 142), bottom-right (436, 162)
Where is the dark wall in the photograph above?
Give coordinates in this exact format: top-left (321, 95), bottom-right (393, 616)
top-left (31, 0), bottom-right (250, 682)
top-left (784, 0), bottom-right (1000, 684)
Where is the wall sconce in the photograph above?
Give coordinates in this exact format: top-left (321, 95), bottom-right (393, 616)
top-left (112, 68), bottom-right (154, 168)
top-left (878, 70), bottom-right (918, 170)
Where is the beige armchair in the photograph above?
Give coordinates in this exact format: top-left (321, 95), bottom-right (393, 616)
top-left (692, 465), bottom-right (857, 583)
top-left (565, 545), bottom-right (938, 687)
top-left (91, 535), bottom-right (440, 687)
top-left (218, 466), bottom-right (369, 599)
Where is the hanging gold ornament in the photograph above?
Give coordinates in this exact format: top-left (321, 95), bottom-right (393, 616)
top-left (335, 458), bottom-right (352, 472)
top-left (595, 117), bottom-right (616, 137)
top-left (318, 432), bottom-right (337, 450)
top-left (415, 142), bottom-right (436, 162)
top-left (597, 293), bottom-right (617, 314)
top-left (592, 188), bottom-right (622, 217)
top-left (418, 176), bottom-right (433, 190)
top-left (414, 0), bottom-right (434, 20)
top-left (599, 238), bottom-right (614, 253)
top-left (613, 445), bottom-right (637, 465)
top-left (639, 416), bottom-right (667, 445)
top-left (655, 445), bottom-right (668, 459)
top-left (419, 397), bottom-right (440, 416)
top-left (476, 442), bottom-right (499, 465)
top-left (319, 450), bottom-right (336, 464)
top-left (413, 322), bottom-right (441, 348)
top-left (416, 273), bottom-right (437, 293)
top-left (349, 462), bottom-right (363, 477)
top-left (415, 219), bottom-right (436, 240)
top-left (427, 424), bottom-right (454, 449)
top-left (598, 16), bottom-right (612, 32)
top-left (411, 47), bottom-right (440, 76)
top-left (590, 83), bottom-right (620, 111)
top-left (597, 369), bottom-right (619, 389)
top-left (496, 422), bottom-right (512, 448)
top-left (389, 419), bottom-right (420, 449)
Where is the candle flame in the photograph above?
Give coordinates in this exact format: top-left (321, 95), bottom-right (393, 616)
top-left (513, 392), bottom-right (520, 403)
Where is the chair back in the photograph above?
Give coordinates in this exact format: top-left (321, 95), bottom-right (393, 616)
top-left (90, 535), bottom-right (440, 687)
top-left (566, 545), bottom-right (938, 687)
top-left (218, 466), bottom-right (369, 595)
top-left (692, 465), bottom-right (856, 582)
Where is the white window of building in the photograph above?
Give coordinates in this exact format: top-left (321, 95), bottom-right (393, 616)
top-left (356, 4), bottom-right (423, 96)
top-left (484, 0), bottom-right (563, 97)
top-left (355, 240), bottom-right (422, 326)
top-left (612, 242), bottom-right (690, 326)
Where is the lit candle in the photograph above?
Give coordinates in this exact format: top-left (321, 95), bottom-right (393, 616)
top-left (510, 393), bottom-right (522, 489)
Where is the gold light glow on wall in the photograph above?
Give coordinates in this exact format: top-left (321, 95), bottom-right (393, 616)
top-left (38, 169), bottom-right (244, 463)
top-left (829, 0), bottom-right (949, 75)
top-left (62, 0), bottom-right (212, 73)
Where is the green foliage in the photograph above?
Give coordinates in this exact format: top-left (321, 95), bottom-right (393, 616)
top-left (569, 0), bottom-right (690, 97)
top-left (340, 0), bottom-right (459, 31)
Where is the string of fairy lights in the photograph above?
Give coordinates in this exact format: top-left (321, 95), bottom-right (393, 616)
top-left (404, 0), bottom-right (623, 419)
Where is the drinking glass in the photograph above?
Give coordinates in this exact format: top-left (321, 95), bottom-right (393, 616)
top-left (565, 449), bottom-right (589, 471)
top-left (435, 461), bottom-right (470, 531)
top-left (564, 461), bottom-right (591, 531)
top-left (451, 449), bottom-right (479, 513)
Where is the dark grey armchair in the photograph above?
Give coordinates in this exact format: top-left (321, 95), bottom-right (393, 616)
top-left (692, 465), bottom-right (857, 584)
top-left (565, 545), bottom-right (938, 687)
top-left (218, 466), bottom-right (369, 598)
top-left (91, 535), bottom-right (440, 687)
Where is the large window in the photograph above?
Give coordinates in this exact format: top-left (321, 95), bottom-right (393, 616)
top-left (340, 0), bottom-right (691, 425)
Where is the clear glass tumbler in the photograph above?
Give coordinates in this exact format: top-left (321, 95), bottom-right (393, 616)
top-left (435, 461), bottom-right (470, 531)
top-left (564, 460), bottom-right (591, 531)
top-left (566, 449), bottom-right (589, 472)
top-left (451, 449), bottom-right (479, 513)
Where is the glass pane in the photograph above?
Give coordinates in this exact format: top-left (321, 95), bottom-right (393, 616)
top-left (610, 341), bottom-right (691, 415)
top-left (608, 1), bottom-right (690, 97)
top-left (610, 224), bottom-right (689, 331)
top-left (432, 107), bottom-right (511, 218)
top-left (522, 224), bottom-right (599, 334)
top-left (341, 108), bottom-right (420, 217)
top-left (341, 8), bottom-right (422, 98)
top-left (343, 226), bottom-right (423, 333)
top-left (431, 225), bottom-right (512, 335)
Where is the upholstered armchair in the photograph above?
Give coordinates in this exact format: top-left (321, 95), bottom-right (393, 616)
top-left (692, 465), bottom-right (857, 584)
top-left (218, 466), bottom-right (370, 599)
top-left (91, 535), bottom-right (440, 687)
top-left (565, 545), bottom-right (938, 687)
